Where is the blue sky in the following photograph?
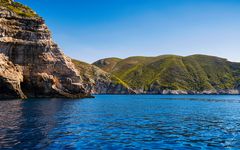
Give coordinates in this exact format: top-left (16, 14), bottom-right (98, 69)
top-left (18, 0), bottom-right (240, 63)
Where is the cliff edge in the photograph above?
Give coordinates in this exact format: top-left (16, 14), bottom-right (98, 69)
top-left (0, 0), bottom-right (90, 99)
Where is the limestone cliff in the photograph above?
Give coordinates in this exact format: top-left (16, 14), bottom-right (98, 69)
top-left (0, 53), bottom-right (26, 99)
top-left (0, 0), bottom-right (90, 99)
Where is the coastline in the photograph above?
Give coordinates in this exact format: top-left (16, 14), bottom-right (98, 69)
top-left (93, 89), bottom-right (240, 95)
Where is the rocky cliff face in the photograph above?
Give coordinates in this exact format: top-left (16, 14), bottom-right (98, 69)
top-left (72, 60), bottom-right (135, 94)
top-left (0, 0), bottom-right (90, 99)
top-left (0, 53), bottom-right (26, 99)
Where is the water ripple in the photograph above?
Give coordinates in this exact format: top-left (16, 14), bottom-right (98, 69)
top-left (1, 95), bottom-right (240, 149)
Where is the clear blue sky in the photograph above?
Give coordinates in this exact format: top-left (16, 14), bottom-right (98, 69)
top-left (18, 0), bottom-right (240, 63)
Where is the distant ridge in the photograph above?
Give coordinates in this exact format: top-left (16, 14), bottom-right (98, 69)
top-left (93, 54), bottom-right (240, 94)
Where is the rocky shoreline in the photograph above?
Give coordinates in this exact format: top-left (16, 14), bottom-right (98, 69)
top-left (133, 89), bottom-right (240, 95)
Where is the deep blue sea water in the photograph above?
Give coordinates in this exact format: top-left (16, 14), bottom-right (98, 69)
top-left (1, 95), bottom-right (240, 149)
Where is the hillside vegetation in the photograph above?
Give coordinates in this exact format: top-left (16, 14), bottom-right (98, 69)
top-left (0, 0), bottom-right (39, 18)
top-left (93, 57), bottom-right (122, 72)
top-left (72, 59), bottom-right (134, 94)
top-left (93, 55), bottom-right (240, 92)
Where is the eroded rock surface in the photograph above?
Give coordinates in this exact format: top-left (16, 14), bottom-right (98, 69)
top-left (0, 1), bottom-right (90, 99)
top-left (0, 53), bottom-right (25, 99)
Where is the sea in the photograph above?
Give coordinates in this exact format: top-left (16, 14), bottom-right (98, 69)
top-left (1, 95), bottom-right (240, 149)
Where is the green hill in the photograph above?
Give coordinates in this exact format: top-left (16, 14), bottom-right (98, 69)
top-left (93, 55), bottom-right (240, 93)
top-left (72, 59), bottom-right (134, 94)
top-left (93, 57), bottom-right (122, 72)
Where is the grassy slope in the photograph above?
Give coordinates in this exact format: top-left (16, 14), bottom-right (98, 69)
top-left (92, 57), bottom-right (122, 72)
top-left (72, 59), bottom-right (130, 89)
top-left (93, 55), bottom-right (240, 91)
top-left (0, 0), bottom-right (39, 18)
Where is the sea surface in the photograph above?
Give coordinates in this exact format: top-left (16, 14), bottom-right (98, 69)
top-left (1, 95), bottom-right (240, 149)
